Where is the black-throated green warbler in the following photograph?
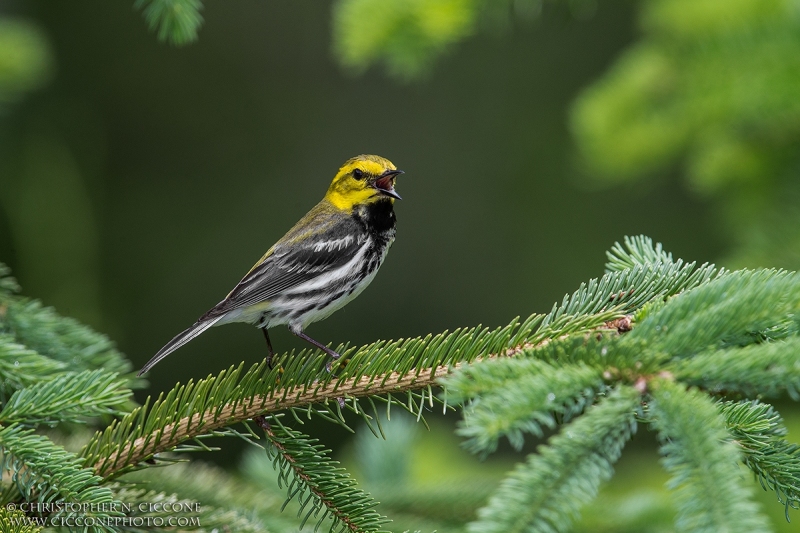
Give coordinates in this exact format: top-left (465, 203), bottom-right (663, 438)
top-left (138, 155), bottom-right (403, 375)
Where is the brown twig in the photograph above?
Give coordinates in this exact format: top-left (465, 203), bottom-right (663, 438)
top-left (94, 343), bottom-right (536, 477)
top-left (95, 316), bottom-right (636, 478)
top-left (253, 415), bottom-right (363, 533)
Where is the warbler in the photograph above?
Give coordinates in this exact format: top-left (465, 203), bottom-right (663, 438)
top-left (138, 155), bottom-right (403, 375)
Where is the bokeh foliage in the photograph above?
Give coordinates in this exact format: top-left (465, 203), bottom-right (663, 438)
top-left (332, 0), bottom-right (480, 80)
top-left (572, 0), bottom-right (800, 189)
top-left (570, 0), bottom-right (800, 269)
top-left (135, 0), bottom-right (204, 46)
top-left (0, 18), bottom-right (52, 108)
top-left (129, 0), bottom-right (800, 270)
top-left (133, 0), bottom-right (594, 79)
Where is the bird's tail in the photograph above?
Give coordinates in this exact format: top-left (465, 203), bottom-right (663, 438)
top-left (138, 317), bottom-right (221, 376)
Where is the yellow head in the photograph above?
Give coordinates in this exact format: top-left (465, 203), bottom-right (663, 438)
top-left (325, 155), bottom-right (403, 211)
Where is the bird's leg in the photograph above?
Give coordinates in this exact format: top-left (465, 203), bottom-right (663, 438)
top-left (291, 329), bottom-right (341, 360)
top-left (291, 328), bottom-right (345, 407)
top-left (262, 328), bottom-right (276, 369)
top-left (290, 327), bottom-right (342, 373)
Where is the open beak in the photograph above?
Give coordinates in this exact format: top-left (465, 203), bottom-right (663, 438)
top-left (372, 169), bottom-right (404, 200)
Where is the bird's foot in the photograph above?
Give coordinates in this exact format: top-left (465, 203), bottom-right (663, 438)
top-left (325, 355), bottom-right (349, 374)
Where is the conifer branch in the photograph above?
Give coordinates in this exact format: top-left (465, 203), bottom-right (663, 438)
top-left (673, 337), bottom-right (800, 399)
top-left (0, 335), bottom-right (67, 400)
top-left (0, 264), bottom-right (20, 295)
top-left (648, 380), bottom-right (771, 532)
top-left (630, 269), bottom-right (799, 359)
top-left (121, 452), bottom-right (300, 533)
top-left (7, 237), bottom-right (800, 531)
top-left (135, 0), bottom-right (204, 45)
top-left (255, 416), bottom-right (390, 533)
top-left (468, 386), bottom-right (640, 533)
top-left (111, 485), bottom-right (266, 533)
top-left (87, 341), bottom-right (523, 479)
top-left (84, 240), bottom-right (719, 479)
top-left (0, 506), bottom-right (42, 533)
top-left (0, 425), bottom-right (122, 526)
top-left (719, 400), bottom-right (800, 519)
top-left (445, 358), bottom-right (606, 454)
top-left (605, 235), bottom-right (676, 272)
top-left (0, 289), bottom-right (132, 377)
top-left (86, 317), bottom-right (633, 479)
top-left (0, 370), bottom-right (131, 426)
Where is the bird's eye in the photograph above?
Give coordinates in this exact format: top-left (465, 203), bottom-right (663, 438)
top-left (353, 168), bottom-right (364, 180)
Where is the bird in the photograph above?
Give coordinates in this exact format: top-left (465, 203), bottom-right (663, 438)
top-left (138, 154), bottom-right (403, 376)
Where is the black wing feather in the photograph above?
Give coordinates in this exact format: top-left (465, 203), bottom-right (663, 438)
top-left (201, 216), bottom-right (366, 319)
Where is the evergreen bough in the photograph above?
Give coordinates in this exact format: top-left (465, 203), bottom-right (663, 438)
top-left (0, 236), bottom-right (798, 532)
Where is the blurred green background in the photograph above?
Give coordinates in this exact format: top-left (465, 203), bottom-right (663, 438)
top-left (1, 0), bottom-right (799, 530)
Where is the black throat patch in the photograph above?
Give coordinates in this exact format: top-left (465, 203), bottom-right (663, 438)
top-left (353, 199), bottom-right (396, 237)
